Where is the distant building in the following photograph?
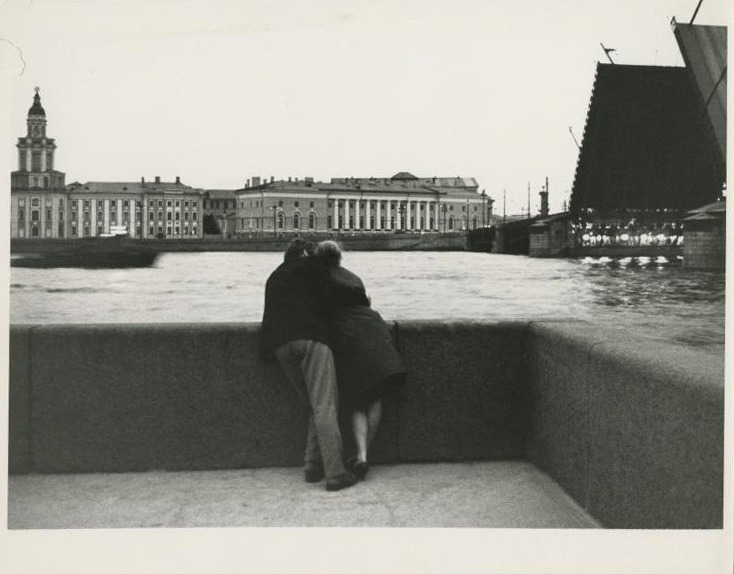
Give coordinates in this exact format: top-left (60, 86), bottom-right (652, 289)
top-left (10, 90), bottom-right (204, 240)
top-left (203, 189), bottom-right (238, 236)
top-left (683, 199), bottom-right (726, 270)
top-left (234, 172), bottom-right (492, 235)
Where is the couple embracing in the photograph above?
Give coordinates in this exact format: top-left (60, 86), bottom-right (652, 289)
top-left (260, 239), bottom-right (406, 492)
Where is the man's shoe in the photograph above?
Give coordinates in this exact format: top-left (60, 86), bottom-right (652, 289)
top-left (304, 463), bottom-right (325, 483)
top-left (325, 471), bottom-right (358, 492)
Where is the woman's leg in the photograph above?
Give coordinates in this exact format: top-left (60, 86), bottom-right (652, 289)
top-left (351, 409), bottom-right (369, 463)
top-left (366, 400), bottom-right (382, 447)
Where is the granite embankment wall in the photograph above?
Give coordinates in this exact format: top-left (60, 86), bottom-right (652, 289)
top-left (8, 321), bottom-right (724, 528)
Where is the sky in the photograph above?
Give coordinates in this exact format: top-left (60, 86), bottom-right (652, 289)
top-left (0, 0), bottom-right (730, 216)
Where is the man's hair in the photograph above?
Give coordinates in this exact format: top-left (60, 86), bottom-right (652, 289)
top-left (314, 240), bottom-right (342, 266)
top-left (283, 238), bottom-right (313, 262)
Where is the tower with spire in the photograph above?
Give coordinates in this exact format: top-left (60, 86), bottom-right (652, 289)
top-left (11, 88), bottom-right (65, 192)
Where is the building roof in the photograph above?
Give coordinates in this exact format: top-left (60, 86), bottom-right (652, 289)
top-left (204, 189), bottom-right (238, 199)
top-left (672, 20), bottom-right (727, 180)
top-left (28, 89), bottom-right (45, 117)
top-left (529, 212), bottom-right (570, 227)
top-left (237, 176), bottom-right (484, 200)
top-left (570, 64), bottom-right (721, 215)
top-left (391, 171), bottom-right (418, 180)
top-left (65, 180), bottom-right (200, 194)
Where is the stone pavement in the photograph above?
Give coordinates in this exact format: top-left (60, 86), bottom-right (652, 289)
top-left (8, 461), bottom-right (600, 529)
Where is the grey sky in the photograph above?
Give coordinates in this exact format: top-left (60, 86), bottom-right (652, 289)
top-left (1, 0), bottom-right (729, 215)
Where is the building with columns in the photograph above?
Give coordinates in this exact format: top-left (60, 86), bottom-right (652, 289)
top-left (10, 90), bottom-right (204, 240)
top-left (235, 172), bottom-right (493, 235)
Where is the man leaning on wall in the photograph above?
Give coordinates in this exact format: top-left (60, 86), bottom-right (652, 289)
top-left (260, 238), bottom-right (357, 492)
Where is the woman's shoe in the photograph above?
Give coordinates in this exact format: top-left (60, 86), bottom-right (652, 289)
top-left (346, 457), bottom-right (369, 480)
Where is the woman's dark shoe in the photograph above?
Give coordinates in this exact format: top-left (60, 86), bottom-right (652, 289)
top-left (346, 457), bottom-right (369, 480)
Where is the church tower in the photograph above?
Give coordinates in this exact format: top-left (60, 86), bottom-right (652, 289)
top-left (11, 88), bottom-right (65, 191)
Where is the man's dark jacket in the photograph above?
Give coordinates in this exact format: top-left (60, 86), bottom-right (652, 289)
top-left (260, 257), bottom-right (330, 358)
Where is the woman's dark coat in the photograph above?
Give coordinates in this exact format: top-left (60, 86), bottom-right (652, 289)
top-left (325, 264), bottom-right (406, 409)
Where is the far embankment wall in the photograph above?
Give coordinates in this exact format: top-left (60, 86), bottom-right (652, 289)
top-left (8, 321), bottom-right (724, 528)
top-left (10, 232), bottom-right (468, 254)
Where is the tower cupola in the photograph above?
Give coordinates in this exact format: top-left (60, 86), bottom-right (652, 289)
top-left (11, 88), bottom-right (65, 191)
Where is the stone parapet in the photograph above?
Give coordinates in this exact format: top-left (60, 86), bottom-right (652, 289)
top-left (8, 320), bottom-right (724, 528)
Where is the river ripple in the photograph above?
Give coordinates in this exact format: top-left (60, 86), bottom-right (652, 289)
top-left (9, 252), bottom-right (725, 355)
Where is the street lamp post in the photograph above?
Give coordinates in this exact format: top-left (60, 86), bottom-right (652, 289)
top-left (481, 190), bottom-right (487, 228)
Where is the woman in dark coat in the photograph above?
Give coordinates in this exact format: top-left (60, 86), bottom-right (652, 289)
top-left (314, 240), bottom-right (406, 479)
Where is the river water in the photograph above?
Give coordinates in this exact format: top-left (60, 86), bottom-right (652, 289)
top-left (9, 251), bottom-right (725, 355)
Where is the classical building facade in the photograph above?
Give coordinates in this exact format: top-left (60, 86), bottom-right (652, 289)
top-left (10, 90), bottom-right (204, 239)
top-left (235, 172), bottom-right (492, 235)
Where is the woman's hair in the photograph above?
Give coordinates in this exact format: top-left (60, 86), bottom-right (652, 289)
top-left (314, 240), bottom-right (342, 266)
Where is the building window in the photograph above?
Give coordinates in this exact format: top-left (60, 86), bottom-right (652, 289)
top-left (193, 212), bottom-right (198, 221)
top-left (309, 213), bottom-right (316, 229)
top-left (167, 201), bottom-right (172, 208)
top-left (175, 201), bottom-right (180, 208)
top-left (46, 209), bottom-right (52, 220)
top-left (277, 212), bottom-right (285, 229)
top-left (31, 210), bottom-right (39, 222)
top-left (70, 201), bottom-right (76, 210)
top-left (184, 212), bottom-right (189, 221)
top-left (149, 213), bottom-right (155, 222)
top-left (185, 201), bottom-right (190, 208)
top-left (278, 200), bottom-right (283, 208)
top-left (327, 215), bottom-right (332, 228)
top-left (310, 201), bottom-right (314, 208)
top-left (349, 216), bottom-right (354, 228)
top-left (31, 226), bottom-right (39, 237)
top-left (149, 227), bottom-right (155, 236)
top-left (71, 212), bottom-right (77, 223)
top-left (98, 211), bottom-right (103, 222)
top-left (294, 201), bottom-right (299, 208)
top-left (167, 212), bottom-right (172, 221)
top-left (175, 212), bottom-right (180, 221)
top-left (58, 199), bottom-right (64, 209)
top-left (293, 213), bottom-right (300, 229)
top-left (193, 201), bottom-right (198, 208)
top-left (448, 216), bottom-right (454, 230)
top-left (18, 208), bottom-right (25, 222)
top-left (31, 151), bottom-right (41, 171)
top-left (84, 200), bottom-right (90, 208)
top-left (122, 200), bottom-right (128, 208)
top-left (149, 200), bottom-right (155, 207)
top-left (111, 211), bottom-right (117, 224)
top-left (158, 200), bottom-right (163, 208)
top-left (70, 226), bottom-right (77, 236)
